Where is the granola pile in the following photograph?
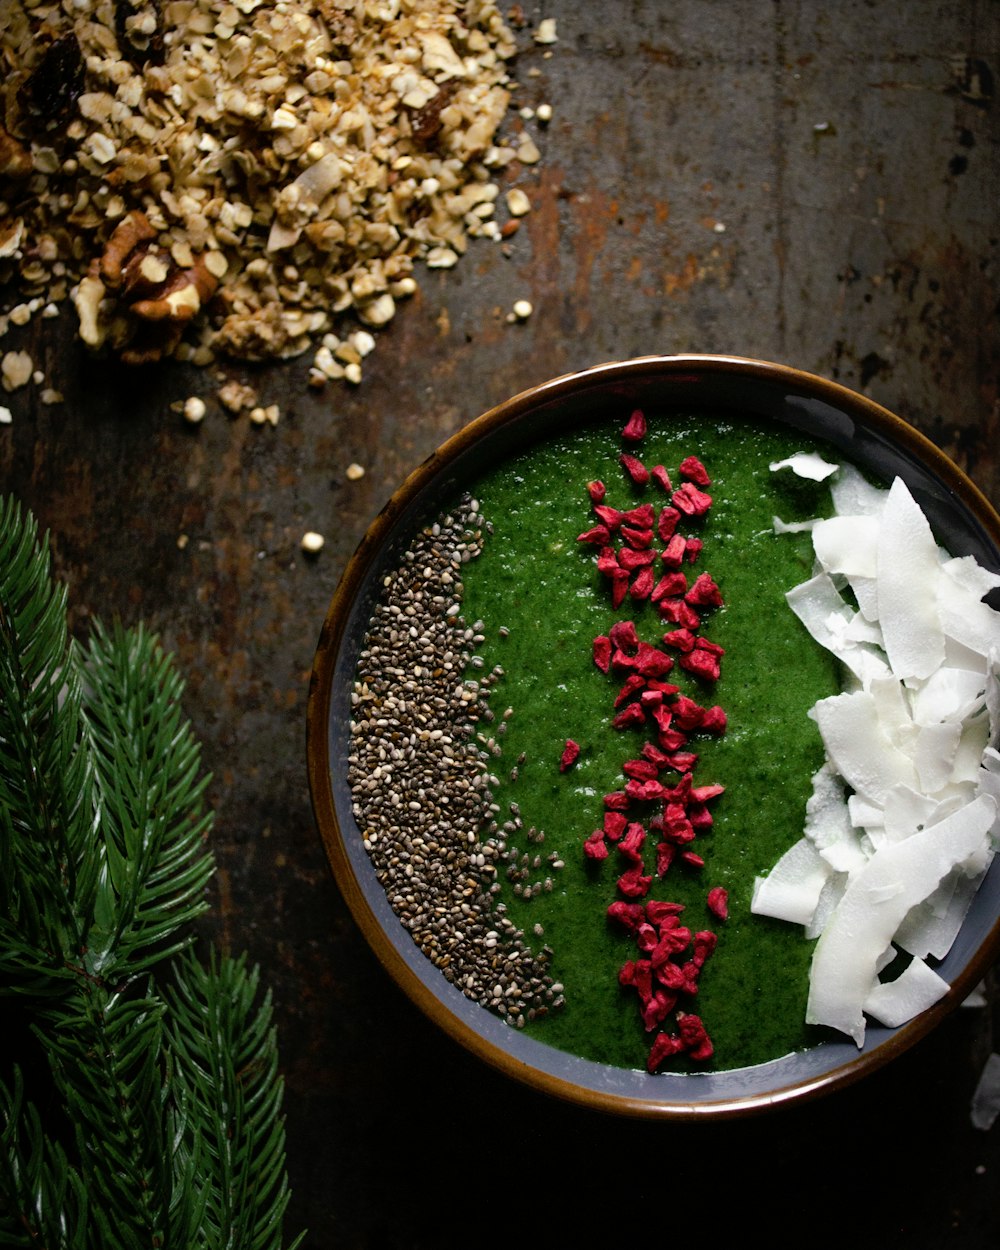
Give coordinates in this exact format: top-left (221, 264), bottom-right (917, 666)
top-left (0, 0), bottom-right (552, 393)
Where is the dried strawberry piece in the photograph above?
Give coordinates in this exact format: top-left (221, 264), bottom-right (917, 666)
top-left (596, 546), bottom-right (621, 577)
top-left (607, 900), bottom-right (645, 931)
top-left (678, 455), bottom-right (711, 487)
top-left (640, 687), bottom-right (664, 712)
top-left (603, 810), bottom-right (627, 840)
top-left (622, 408), bottom-right (647, 441)
top-left (660, 533), bottom-right (688, 570)
top-left (577, 523), bottom-right (612, 545)
top-left (665, 750), bottom-right (698, 773)
top-left (652, 958), bottom-right (687, 992)
top-left (645, 899), bottom-right (685, 924)
top-left (604, 790), bottom-right (629, 810)
top-left (620, 453), bottom-right (650, 486)
top-left (650, 571), bottom-right (688, 601)
top-left (641, 987), bottom-right (676, 1031)
top-left (694, 637), bottom-right (725, 658)
top-left (613, 703), bottom-right (646, 730)
top-left (618, 823), bottom-right (646, 863)
top-left (583, 831), bottom-right (609, 860)
top-left (630, 566), bottom-right (654, 601)
top-left (706, 886), bottom-right (729, 921)
top-left (636, 922), bottom-right (659, 953)
top-left (672, 482), bottom-right (713, 517)
top-left (618, 546), bottom-right (655, 572)
top-left (560, 739), bottom-right (581, 771)
top-left (685, 572), bottom-right (724, 609)
top-left (610, 620), bottom-right (639, 651)
top-left (634, 642), bottom-right (674, 678)
top-left (621, 503), bottom-right (655, 529)
top-left (684, 537), bottom-right (703, 563)
top-left (680, 648), bottom-right (722, 682)
top-left (623, 758), bottom-right (659, 782)
top-left (700, 705), bottom-right (728, 735)
top-left (680, 850), bottom-right (705, 868)
top-left (692, 931), bottom-right (718, 968)
top-left (646, 678), bottom-right (680, 698)
top-left (656, 505), bottom-right (681, 542)
top-left (625, 777), bottom-right (667, 802)
top-left (652, 920), bottom-right (692, 956)
top-left (657, 727), bottom-right (689, 752)
top-left (647, 1030), bottom-right (685, 1072)
top-left (661, 812), bottom-right (695, 845)
top-left (672, 695), bottom-right (706, 730)
top-left (620, 524), bottom-right (654, 549)
top-left (587, 479), bottom-right (606, 503)
top-left (610, 573), bottom-right (629, 609)
top-left (691, 783), bottom-right (725, 803)
top-left (656, 840), bottom-right (675, 876)
top-left (661, 627), bottom-right (696, 653)
top-left (618, 866), bottom-right (653, 898)
top-left (687, 802), bottom-right (714, 831)
top-left (651, 465), bottom-right (673, 493)
top-left (656, 597), bottom-right (702, 630)
top-left (614, 674), bottom-right (645, 706)
top-left (593, 504), bottom-right (623, 530)
top-left (618, 959), bottom-right (638, 986)
top-left (593, 635), bottom-right (612, 673)
top-left (677, 1012), bottom-right (713, 1061)
top-left (641, 741), bottom-right (673, 769)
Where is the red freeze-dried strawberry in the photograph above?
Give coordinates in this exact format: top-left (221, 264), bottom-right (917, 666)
top-left (593, 635), bottom-right (612, 673)
top-left (618, 866), bottom-right (653, 898)
top-left (700, 706), bottom-right (728, 735)
top-left (680, 850), bottom-right (705, 868)
top-left (621, 524), bottom-right (654, 549)
top-left (604, 810), bottom-right (627, 840)
top-left (665, 751), bottom-right (698, 773)
top-left (622, 503), bottom-right (656, 528)
top-left (657, 597), bottom-right (702, 630)
top-left (618, 822), bottom-right (646, 862)
top-left (640, 688), bottom-right (664, 712)
top-left (604, 790), bottom-right (630, 810)
top-left (706, 886), bottom-right (729, 921)
top-left (692, 931), bottom-right (718, 968)
top-left (657, 505), bottom-right (681, 542)
top-left (647, 1031), bottom-right (685, 1072)
top-left (618, 959), bottom-right (638, 986)
top-left (672, 695), bottom-right (706, 730)
top-left (691, 783), bottom-right (725, 803)
top-left (641, 741), bottom-right (673, 769)
top-left (610, 619), bottom-right (639, 651)
top-left (630, 566), bottom-right (654, 601)
top-left (645, 899), bottom-right (685, 924)
top-left (686, 572), bottom-right (724, 608)
top-left (596, 546), bottom-right (620, 577)
top-left (661, 627), bottom-right (696, 653)
top-left (646, 678), bottom-right (680, 698)
top-left (634, 642), bottom-right (674, 677)
top-left (641, 988), bottom-right (676, 1031)
top-left (636, 922), bottom-right (659, 953)
top-left (608, 900), bottom-right (645, 931)
top-left (613, 703), bottom-right (646, 730)
top-left (650, 571), bottom-right (688, 602)
top-left (625, 778), bottom-right (668, 803)
top-left (655, 842), bottom-right (675, 875)
top-left (678, 455), bottom-right (711, 486)
top-left (651, 465), bottom-right (673, 493)
top-left (587, 480), bottom-right (606, 503)
top-left (687, 803), bottom-right (714, 831)
top-left (677, 1013), bottom-right (713, 1061)
top-left (577, 524), bottom-right (611, 545)
top-left (622, 408), bottom-right (647, 441)
top-left (618, 546), bottom-right (655, 572)
top-left (611, 573), bottom-right (629, 609)
top-left (685, 537), bottom-right (703, 563)
top-left (593, 504), bottom-right (623, 530)
top-left (560, 739), bottom-right (581, 771)
top-left (614, 674), bottom-right (646, 707)
top-left (583, 831), bottom-right (609, 860)
top-left (680, 648), bottom-right (722, 682)
top-left (623, 758), bottom-right (659, 782)
top-left (660, 533), bottom-right (688, 569)
top-left (620, 453), bottom-right (650, 485)
top-left (672, 482), bottom-right (713, 516)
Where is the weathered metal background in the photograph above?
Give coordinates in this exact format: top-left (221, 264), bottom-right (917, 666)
top-left (3, 2), bottom-right (1000, 1244)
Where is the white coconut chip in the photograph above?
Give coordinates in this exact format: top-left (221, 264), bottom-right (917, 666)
top-left (769, 452), bottom-right (840, 481)
top-left (758, 461), bottom-right (1000, 1046)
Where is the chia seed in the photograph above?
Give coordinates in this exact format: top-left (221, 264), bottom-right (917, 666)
top-left (347, 495), bottom-right (563, 1026)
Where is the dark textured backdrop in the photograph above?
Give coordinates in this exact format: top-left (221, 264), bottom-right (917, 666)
top-left (3, 3), bottom-right (999, 1244)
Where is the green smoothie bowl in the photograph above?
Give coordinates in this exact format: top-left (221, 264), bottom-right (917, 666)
top-left (306, 355), bottom-right (1000, 1118)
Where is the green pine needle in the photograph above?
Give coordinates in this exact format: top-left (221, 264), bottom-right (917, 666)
top-left (0, 496), bottom-right (304, 1249)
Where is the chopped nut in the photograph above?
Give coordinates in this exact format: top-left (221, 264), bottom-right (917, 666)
top-left (346, 462), bottom-right (366, 480)
top-left (183, 396), bottom-right (207, 423)
top-left (301, 530), bottom-right (325, 554)
top-left (0, 405), bottom-right (12, 424)
top-left (505, 188), bottom-right (532, 217)
top-left (2, 351), bottom-right (34, 391)
top-left (511, 298), bottom-right (533, 320)
top-left (534, 18), bottom-right (558, 44)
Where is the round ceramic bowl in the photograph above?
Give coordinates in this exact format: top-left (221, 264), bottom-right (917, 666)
top-left (307, 354), bottom-right (1000, 1118)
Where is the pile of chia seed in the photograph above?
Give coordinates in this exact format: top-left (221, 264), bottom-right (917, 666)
top-left (347, 495), bottom-right (564, 1028)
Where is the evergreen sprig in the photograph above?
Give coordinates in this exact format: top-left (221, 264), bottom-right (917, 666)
top-left (0, 496), bottom-right (304, 1249)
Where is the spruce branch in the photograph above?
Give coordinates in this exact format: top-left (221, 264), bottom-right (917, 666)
top-left (0, 496), bottom-right (304, 1249)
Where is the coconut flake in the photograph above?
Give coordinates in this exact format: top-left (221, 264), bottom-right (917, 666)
top-left (769, 452), bottom-right (840, 481)
top-left (750, 837), bottom-right (832, 926)
top-left (862, 957), bottom-right (950, 1027)
top-left (877, 479), bottom-right (945, 681)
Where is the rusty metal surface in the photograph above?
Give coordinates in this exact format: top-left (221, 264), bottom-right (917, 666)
top-left (3, 2), bottom-right (1000, 1244)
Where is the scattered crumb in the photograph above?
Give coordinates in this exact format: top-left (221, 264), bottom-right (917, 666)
top-left (346, 462), bottom-right (366, 481)
top-left (301, 531), bottom-right (325, 554)
top-left (182, 396), bottom-right (207, 425)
